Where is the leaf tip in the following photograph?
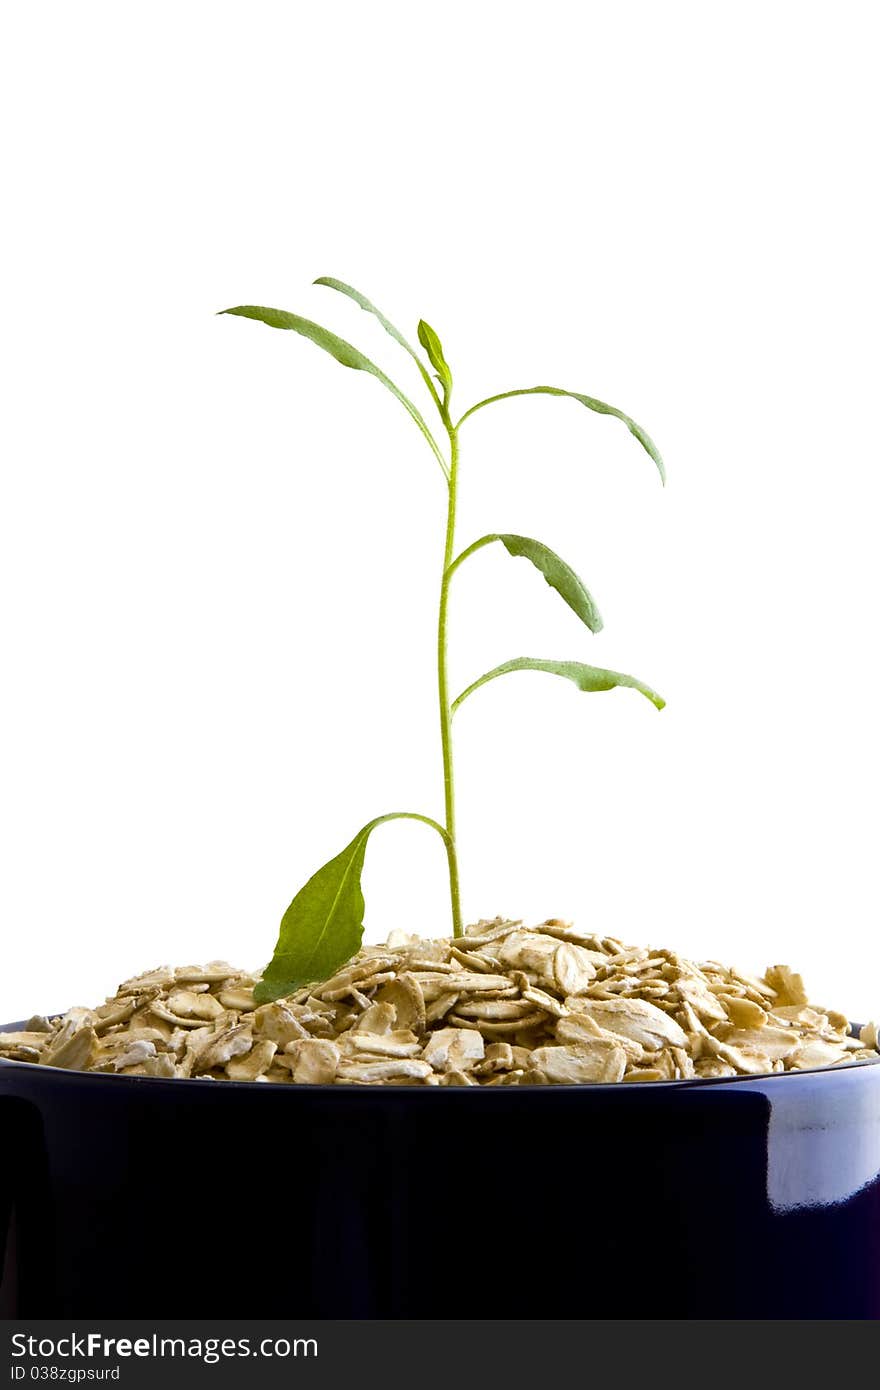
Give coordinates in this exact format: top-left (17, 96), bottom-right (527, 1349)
top-left (252, 977), bottom-right (280, 1006)
top-left (646, 440), bottom-right (666, 486)
top-left (254, 970), bottom-right (310, 1004)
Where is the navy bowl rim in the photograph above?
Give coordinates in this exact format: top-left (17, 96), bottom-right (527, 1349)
top-left (2, 1017), bottom-right (878, 1095)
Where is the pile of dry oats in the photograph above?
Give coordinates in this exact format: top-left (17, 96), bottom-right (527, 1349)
top-left (3, 919), bottom-right (878, 1085)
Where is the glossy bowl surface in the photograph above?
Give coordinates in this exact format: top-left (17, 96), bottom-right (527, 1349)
top-left (2, 1025), bottom-right (879, 1317)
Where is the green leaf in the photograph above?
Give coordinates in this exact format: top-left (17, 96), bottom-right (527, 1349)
top-left (314, 277), bottom-right (444, 413)
top-left (219, 304), bottom-right (449, 478)
top-left (254, 811), bottom-right (452, 1004)
top-left (497, 534), bottom-right (602, 633)
top-left (417, 319), bottom-right (453, 397)
top-left (254, 821), bottom-right (376, 1004)
top-left (457, 386), bottom-right (665, 483)
top-left (452, 657), bottom-right (664, 714)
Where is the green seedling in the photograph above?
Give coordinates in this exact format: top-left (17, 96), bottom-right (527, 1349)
top-left (221, 279), bottom-right (665, 1003)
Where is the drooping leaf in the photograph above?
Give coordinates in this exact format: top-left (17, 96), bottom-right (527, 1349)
top-left (457, 386), bottom-right (665, 483)
top-left (452, 657), bottom-right (664, 713)
top-left (219, 305), bottom-right (449, 477)
top-left (417, 319), bottom-right (453, 398)
top-left (314, 276), bottom-right (444, 412)
top-left (254, 820), bottom-right (376, 1004)
top-left (497, 534), bottom-right (602, 633)
top-left (254, 810), bottom-right (452, 1003)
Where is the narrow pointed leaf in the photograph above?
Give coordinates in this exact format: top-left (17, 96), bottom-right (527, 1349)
top-left (458, 386), bottom-right (664, 483)
top-left (314, 277), bottom-right (416, 358)
top-left (314, 276), bottom-right (443, 411)
top-left (497, 534), bottom-right (602, 633)
top-left (254, 810), bottom-right (451, 1003)
top-left (452, 657), bottom-right (664, 714)
top-left (417, 319), bottom-right (453, 397)
top-left (220, 305), bottom-right (448, 476)
top-left (254, 820), bottom-right (377, 1003)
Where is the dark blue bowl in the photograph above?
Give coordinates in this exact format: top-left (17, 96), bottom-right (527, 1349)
top-left (2, 1027), bottom-right (879, 1318)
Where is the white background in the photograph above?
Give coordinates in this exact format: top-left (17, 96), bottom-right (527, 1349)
top-left (1, 1), bottom-right (878, 1024)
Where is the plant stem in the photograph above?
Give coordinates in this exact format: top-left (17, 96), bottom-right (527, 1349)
top-left (374, 811), bottom-right (454, 851)
top-left (445, 533), bottom-right (499, 582)
top-left (438, 422), bottom-right (463, 937)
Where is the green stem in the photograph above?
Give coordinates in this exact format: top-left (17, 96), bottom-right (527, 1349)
top-left (455, 386), bottom-right (576, 430)
top-left (437, 422), bottom-right (463, 937)
top-left (374, 811), bottom-right (454, 850)
top-left (445, 533), bottom-right (500, 582)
